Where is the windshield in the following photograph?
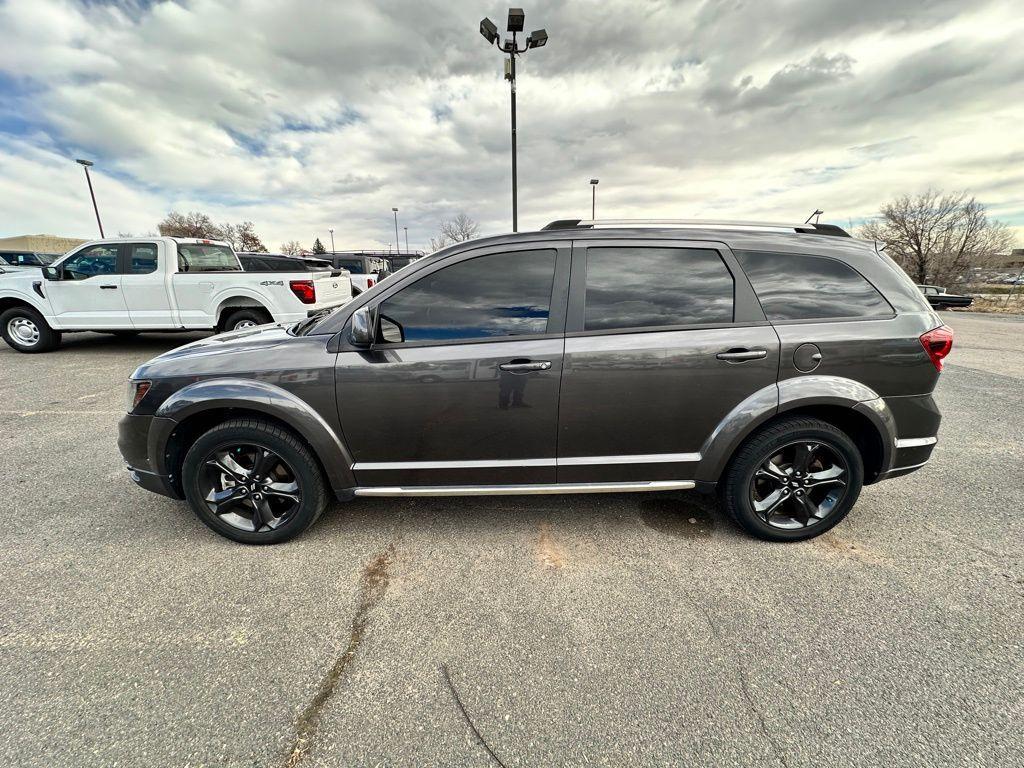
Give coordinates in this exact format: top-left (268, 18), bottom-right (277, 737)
top-left (177, 244), bottom-right (240, 272)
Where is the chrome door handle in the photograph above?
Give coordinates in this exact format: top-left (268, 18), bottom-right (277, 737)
top-left (716, 349), bottom-right (767, 362)
top-left (499, 360), bottom-right (552, 373)
top-left (100, 284), bottom-right (118, 289)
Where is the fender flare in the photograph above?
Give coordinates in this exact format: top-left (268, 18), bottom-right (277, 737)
top-left (0, 287), bottom-right (53, 321)
top-left (696, 375), bottom-right (896, 482)
top-left (151, 377), bottom-right (355, 492)
top-left (212, 288), bottom-right (278, 325)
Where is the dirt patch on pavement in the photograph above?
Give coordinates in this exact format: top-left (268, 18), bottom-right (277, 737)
top-left (810, 531), bottom-right (886, 564)
top-left (536, 522), bottom-right (567, 569)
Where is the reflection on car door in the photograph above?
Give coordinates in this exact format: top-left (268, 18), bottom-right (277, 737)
top-left (556, 239), bottom-right (779, 483)
top-left (335, 243), bottom-right (570, 487)
top-left (45, 244), bottom-right (132, 328)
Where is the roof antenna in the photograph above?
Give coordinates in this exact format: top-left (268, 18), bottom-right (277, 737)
top-left (805, 209), bottom-right (824, 225)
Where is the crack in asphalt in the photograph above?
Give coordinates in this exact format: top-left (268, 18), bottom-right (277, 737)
top-left (281, 544), bottom-right (396, 768)
top-left (440, 663), bottom-right (509, 768)
top-left (698, 606), bottom-right (791, 768)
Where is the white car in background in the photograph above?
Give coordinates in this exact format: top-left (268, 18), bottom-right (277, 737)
top-left (0, 237), bottom-right (352, 352)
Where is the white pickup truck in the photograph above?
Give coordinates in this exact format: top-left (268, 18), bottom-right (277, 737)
top-left (0, 237), bottom-right (351, 352)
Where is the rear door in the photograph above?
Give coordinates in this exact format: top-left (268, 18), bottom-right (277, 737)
top-left (121, 241), bottom-right (177, 328)
top-left (45, 243), bottom-right (132, 328)
top-left (556, 238), bottom-right (779, 483)
top-left (335, 241), bottom-right (570, 488)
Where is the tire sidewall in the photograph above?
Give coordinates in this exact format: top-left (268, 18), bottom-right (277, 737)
top-left (727, 423), bottom-right (864, 542)
top-left (0, 307), bottom-right (58, 353)
top-left (182, 425), bottom-right (323, 544)
top-left (223, 309), bottom-right (270, 333)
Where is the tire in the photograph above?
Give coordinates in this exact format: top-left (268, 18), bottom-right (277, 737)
top-left (720, 416), bottom-right (864, 542)
top-left (221, 308), bottom-right (272, 332)
top-left (0, 306), bottom-right (62, 353)
top-left (181, 418), bottom-right (328, 544)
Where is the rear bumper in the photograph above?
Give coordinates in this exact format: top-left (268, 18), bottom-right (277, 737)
top-left (883, 436), bottom-right (938, 479)
top-left (877, 394), bottom-right (941, 480)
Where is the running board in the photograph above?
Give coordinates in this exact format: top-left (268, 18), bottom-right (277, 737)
top-left (353, 480), bottom-right (695, 497)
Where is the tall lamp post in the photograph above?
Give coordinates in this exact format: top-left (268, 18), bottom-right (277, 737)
top-left (590, 178), bottom-right (599, 219)
top-left (76, 158), bottom-right (104, 237)
top-left (480, 9), bottom-right (548, 232)
top-left (404, 226), bottom-right (409, 253)
top-left (392, 208), bottom-right (400, 254)
top-left (328, 228), bottom-right (335, 253)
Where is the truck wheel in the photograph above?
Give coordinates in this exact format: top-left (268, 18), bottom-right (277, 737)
top-left (222, 308), bottom-right (271, 332)
top-left (720, 416), bottom-right (863, 542)
top-left (181, 418), bottom-right (328, 545)
top-left (0, 306), bottom-right (62, 353)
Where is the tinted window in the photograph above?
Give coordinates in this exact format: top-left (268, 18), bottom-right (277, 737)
top-left (584, 247), bottom-right (734, 331)
top-left (336, 259), bottom-right (364, 273)
top-left (378, 250), bottom-right (556, 343)
top-left (736, 250), bottom-right (892, 321)
top-left (130, 243), bottom-right (158, 274)
top-left (176, 244), bottom-right (240, 272)
top-left (62, 245), bottom-right (119, 280)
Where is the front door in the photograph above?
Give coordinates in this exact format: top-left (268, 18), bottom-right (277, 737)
top-left (556, 239), bottom-right (780, 483)
top-left (46, 243), bottom-right (131, 329)
top-left (335, 243), bottom-right (570, 487)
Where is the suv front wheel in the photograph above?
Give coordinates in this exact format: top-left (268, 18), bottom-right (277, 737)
top-left (721, 416), bottom-right (864, 541)
top-left (182, 419), bottom-right (328, 544)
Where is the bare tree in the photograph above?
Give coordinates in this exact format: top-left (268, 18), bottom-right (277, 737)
top-left (157, 212), bottom-right (268, 252)
top-left (428, 234), bottom-right (451, 252)
top-left (440, 213), bottom-right (480, 243)
top-left (280, 240), bottom-right (304, 256)
top-left (158, 211), bottom-right (222, 239)
top-left (859, 190), bottom-right (1014, 286)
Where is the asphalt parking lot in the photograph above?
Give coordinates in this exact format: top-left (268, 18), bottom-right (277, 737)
top-left (1, 312), bottom-right (1022, 768)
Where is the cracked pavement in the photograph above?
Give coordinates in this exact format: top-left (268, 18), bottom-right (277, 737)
top-left (0, 312), bottom-right (1022, 767)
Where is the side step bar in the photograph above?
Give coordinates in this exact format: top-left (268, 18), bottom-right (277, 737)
top-left (353, 480), bottom-right (695, 497)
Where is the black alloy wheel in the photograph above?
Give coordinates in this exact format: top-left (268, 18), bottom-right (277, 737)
top-left (721, 416), bottom-right (864, 542)
top-left (182, 419), bottom-right (327, 544)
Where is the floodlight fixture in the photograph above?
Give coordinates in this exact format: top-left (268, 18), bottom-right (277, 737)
top-left (507, 7), bottom-right (524, 32)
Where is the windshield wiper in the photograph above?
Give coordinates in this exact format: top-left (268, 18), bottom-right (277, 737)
top-left (291, 307), bottom-right (334, 336)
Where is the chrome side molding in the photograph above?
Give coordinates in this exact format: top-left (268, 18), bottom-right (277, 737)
top-left (353, 452), bottom-right (701, 471)
top-left (353, 480), bottom-right (696, 497)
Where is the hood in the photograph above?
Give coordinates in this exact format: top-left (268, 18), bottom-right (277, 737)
top-left (133, 323), bottom-right (297, 378)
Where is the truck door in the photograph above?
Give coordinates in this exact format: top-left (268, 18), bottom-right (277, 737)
top-left (46, 243), bottom-right (132, 329)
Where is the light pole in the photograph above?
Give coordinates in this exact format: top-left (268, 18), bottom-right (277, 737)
top-left (590, 178), bottom-right (599, 219)
top-left (328, 228), bottom-right (335, 253)
top-left (480, 9), bottom-right (547, 232)
top-left (392, 208), bottom-right (400, 254)
top-left (76, 159), bottom-right (104, 237)
top-left (404, 226), bottom-right (409, 253)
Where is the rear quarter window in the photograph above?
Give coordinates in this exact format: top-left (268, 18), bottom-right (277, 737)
top-left (735, 250), bottom-right (893, 322)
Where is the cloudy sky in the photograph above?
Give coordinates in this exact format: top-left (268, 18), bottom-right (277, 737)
top-left (1, 0), bottom-right (1022, 251)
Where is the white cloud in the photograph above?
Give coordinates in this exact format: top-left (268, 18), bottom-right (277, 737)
top-left (1, 0), bottom-right (1022, 249)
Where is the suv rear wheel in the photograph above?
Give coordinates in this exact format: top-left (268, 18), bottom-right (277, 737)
top-left (0, 306), bottom-right (62, 353)
top-left (181, 419), bottom-right (328, 544)
top-left (721, 416), bottom-right (864, 541)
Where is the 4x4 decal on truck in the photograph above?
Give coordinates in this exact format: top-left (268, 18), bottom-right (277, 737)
top-left (259, 280), bottom-right (284, 286)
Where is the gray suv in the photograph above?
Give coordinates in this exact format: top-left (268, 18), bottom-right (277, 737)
top-left (118, 219), bottom-right (952, 545)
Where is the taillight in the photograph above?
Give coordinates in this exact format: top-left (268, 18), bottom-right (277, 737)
top-left (367, 278), bottom-right (375, 288)
top-left (289, 279), bottom-right (316, 304)
top-left (919, 325), bottom-right (953, 371)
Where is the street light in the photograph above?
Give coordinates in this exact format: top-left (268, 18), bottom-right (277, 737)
top-left (76, 158), bottom-right (104, 238)
top-left (590, 179), bottom-right (599, 219)
top-left (479, 8), bottom-right (549, 232)
top-left (328, 227), bottom-right (335, 253)
top-left (404, 226), bottom-right (409, 253)
top-left (392, 208), bottom-right (400, 254)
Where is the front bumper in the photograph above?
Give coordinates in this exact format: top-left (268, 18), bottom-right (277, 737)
top-left (117, 412), bottom-right (182, 500)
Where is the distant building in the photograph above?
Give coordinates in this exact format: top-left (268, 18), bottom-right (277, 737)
top-left (0, 234), bottom-right (88, 256)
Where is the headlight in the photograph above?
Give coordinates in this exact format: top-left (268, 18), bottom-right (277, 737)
top-left (126, 379), bottom-right (152, 413)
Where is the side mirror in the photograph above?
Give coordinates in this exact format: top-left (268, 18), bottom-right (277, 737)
top-left (42, 266), bottom-right (60, 281)
top-left (350, 306), bottom-right (373, 346)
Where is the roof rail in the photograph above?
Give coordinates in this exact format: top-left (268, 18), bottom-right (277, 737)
top-left (540, 219), bottom-right (851, 237)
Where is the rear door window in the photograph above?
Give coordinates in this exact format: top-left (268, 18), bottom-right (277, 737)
top-left (129, 243), bottom-right (158, 274)
top-left (736, 250), bottom-right (892, 321)
top-left (583, 246), bottom-right (734, 331)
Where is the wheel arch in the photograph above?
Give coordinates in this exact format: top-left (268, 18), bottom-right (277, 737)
top-left (697, 376), bottom-right (896, 484)
top-left (0, 293), bottom-right (51, 319)
top-left (151, 378), bottom-right (355, 497)
top-left (215, 292), bottom-right (275, 330)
